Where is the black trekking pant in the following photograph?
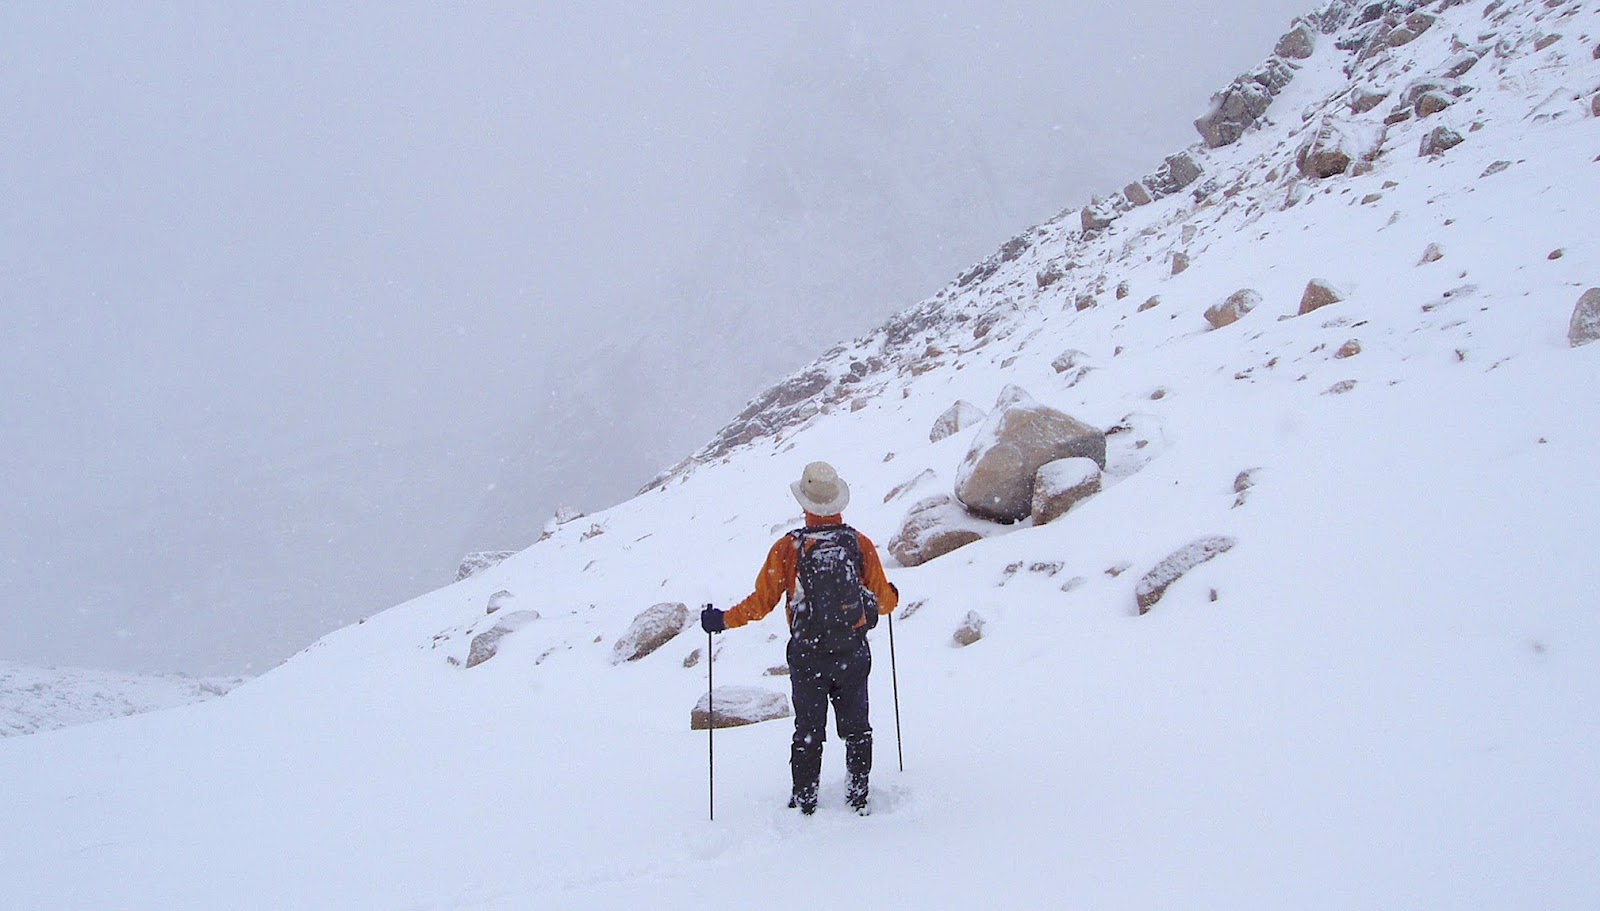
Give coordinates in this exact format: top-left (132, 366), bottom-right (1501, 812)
top-left (787, 637), bottom-right (872, 794)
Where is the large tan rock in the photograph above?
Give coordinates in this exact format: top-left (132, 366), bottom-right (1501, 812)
top-left (1136, 537), bottom-right (1237, 615)
top-left (611, 602), bottom-right (689, 664)
top-left (955, 386), bottom-right (1107, 523)
top-left (1296, 118), bottom-right (1385, 179)
top-left (691, 686), bottom-right (791, 730)
top-left (1205, 289), bottom-right (1261, 329)
top-left (465, 611), bottom-right (540, 668)
top-left (1032, 458), bottom-right (1103, 526)
top-left (1299, 279), bottom-right (1346, 316)
top-left (930, 400), bottom-right (986, 443)
top-left (889, 495), bottom-right (991, 566)
top-left (1571, 288), bottom-right (1600, 347)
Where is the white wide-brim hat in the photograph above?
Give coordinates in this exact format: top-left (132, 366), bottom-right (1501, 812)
top-left (791, 461), bottom-right (850, 515)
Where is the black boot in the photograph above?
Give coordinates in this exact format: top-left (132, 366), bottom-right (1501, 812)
top-left (845, 733), bottom-right (872, 814)
top-left (790, 739), bottom-right (822, 815)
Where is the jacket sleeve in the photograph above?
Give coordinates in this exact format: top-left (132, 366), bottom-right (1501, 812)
top-left (725, 538), bottom-right (795, 629)
top-left (856, 531), bottom-right (900, 615)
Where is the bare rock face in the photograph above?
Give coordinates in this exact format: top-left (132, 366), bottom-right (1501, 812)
top-left (1299, 279), bottom-right (1347, 316)
top-left (1205, 289), bottom-right (1262, 329)
top-left (466, 610), bottom-right (541, 668)
top-left (1296, 118), bottom-right (1386, 179)
top-left (1145, 152), bottom-right (1203, 197)
top-left (1196, 78), bottom-right (1274, 148)
top-left (1276, 23), bottom-right (1317, 59)
top-left (952, 611), bottom-right (987, 648)
top-left (1032, 458), bottom-right (1103, 526)
top-left (691, 686), bottom-right (791, 730)
top-left (1571, 288), bottom-right (1600, 347)
top-left (1136, 537), bottom-right (1238, 614)
top-left (930, 400), bottom-right (987, 443)
top-left (456, 551), bottom-right (517, 582)
top-left (1420, 126), bottom-right (1464, 156)
top-left (955, 386), bottom-right (1107, 523)
top-left (889, 495), bottom-right (991, 566)
top-left (611, 602), bottom-right (689, 664)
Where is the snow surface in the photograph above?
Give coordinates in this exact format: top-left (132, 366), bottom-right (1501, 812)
top-left (0, 660), bottom-right (240, 738)
top-left (2, 1), bottom-right (1598, 907)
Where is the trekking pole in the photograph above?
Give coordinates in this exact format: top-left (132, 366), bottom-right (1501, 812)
top-left (707, 633), bottom-right (716, 820)
top-left (887, 611), bottom-right (904, 772)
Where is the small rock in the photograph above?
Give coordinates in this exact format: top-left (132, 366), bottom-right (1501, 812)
top-left (1360, 192), bottom-right (1383, 204)
top-left (1420, 126), bottom-right (1464, 157)
top-left (1549, 249), bottom-right (1565, 260)
top-left (952, 611), bottom-right (987, 647)
top-left (1442, 51), bottom-right (1481, 79)
top-left (763, 665), bottom-right (790, 676)
top-left (1061, 576), bottom-right (1087, 592)
top-left (466, 611), bottom-right (541, 668)
top-left (1298, 278), bottom-right (1346, 316)
top-left (1419, 243), bottom-right (1445, 264)
top-left (1570, 288), bottom-right (1600, 347)
top-left (1335, 339), bottom-right (1363, 359)
top-left (1205, 289), bottom-right (1262, 329)
top-left (1534, 33), bottom-right (1562, 51)
top-left (930, 400), bottom-right (987, 443)
top-left (1480, 160), bottom-right (1511, 177)
top-left (691, 686), bottom-right (791, 730)
top-left (683, 649), bottom-right (702, 669)
top-left (1106, 561), bottom-right (1132, 578)
top-left (1075, 293), bottom-right (1098, 312)
top-left (486, 590), bottom-right (515, 615)
top-left (1172, 251), bottom-right (1191, 275)
top-left (1324, 379), bottom-right (1359, 395)
top-left (611, 602), bottom-right (690, 664)
top-left (1135, 536), bottom-right (1237, 614)
top-left (1138, 295), bottom-right (1161, 312)
top-left (1051, 349), bottom-right (1090, 374)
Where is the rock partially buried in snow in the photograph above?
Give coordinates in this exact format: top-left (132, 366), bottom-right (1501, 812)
top-left (1032, 458), bottom-right (1103, 526)
top-left (1136, 537), bottom-right (1237, 614)
top-left (611, 602), bottom-right (689, 664)
top-left (1296, 118), bottom-right (1385, 179)
top-left (930, 400), bottom-right (987, 443)
top-left (456, 551), bottom-right (517, 582)
top-left (466, 611), bottom-right (541, 668)
top-left (1571, 288), bottom-right (1600, 347)
top-left (1144, 151), bottom-right (1202, 198)
top-left (955, 386), bottom-right (1107, 523)
top-left (889, 495), bottom-right (992, 566)
top-left (1205, 289), bottom-right (1261, 329)
top-left (1299, 279), bottom-right (1346, 316)
top-left (691, 686), bottom-right (791, 730)
top-left (952, 611), bottom-right (987, 647)
top-left (1420, 126), bottom-right (1464, 156)
top-left (1418, 243), bottom-right (1445, 265)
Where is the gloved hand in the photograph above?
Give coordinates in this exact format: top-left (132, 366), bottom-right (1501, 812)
top-left (700, 605), bottom-right (726, 634)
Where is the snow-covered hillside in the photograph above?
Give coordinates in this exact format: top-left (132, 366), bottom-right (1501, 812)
top-left (2, 1), bottom-right (1597, 907)
top-left (0, 660), bottom-right (241, 737)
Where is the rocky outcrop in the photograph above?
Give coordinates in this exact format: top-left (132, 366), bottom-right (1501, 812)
top-left (955, 386), bottom-right (1107, 523)
top-left (1080, 195), bottom-right (1126, 233)
top-left (611, 602), bottom-right (689, 664)
top-left (930, 400), bottom-right (987, 443)
top-left (1299, 279), bottom-right (1346, 316)
top-left (456, 551), bottom-right (517, 582)
top-left (1145, 152), bottom-right (1202, 197)
top-left (889, 495), bottom-right (991, 566)
top-left (1571, 288), bottom-right (1600, 347)
top-left (1196, 77), bottom-right (1274, 148)
top-left (1276, 23), bottom-right (1317, 59)
top-left (466, 610), bottom-right (540, 668)
top-left (1032, 458), bottom-right (1103, 526)
top-left (691, 686), bottom-right (791, 730)
top-left (1296, 118), bottom-right (1385, 179)
top-left (952, 611), bottom-right (987, 647)
top-left (1205, 289), bottom-right (1261, 329)
top-left (1136, 537), bottom-right (1238, 614)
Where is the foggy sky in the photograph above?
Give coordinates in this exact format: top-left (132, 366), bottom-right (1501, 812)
top-left (2, 1), bottom-right (1307, 674)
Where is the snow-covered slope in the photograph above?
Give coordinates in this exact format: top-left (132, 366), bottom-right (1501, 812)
top-left (2, 1), bottom-right (1597, 907)
top-left (0, 660), bottom-right (241, 737)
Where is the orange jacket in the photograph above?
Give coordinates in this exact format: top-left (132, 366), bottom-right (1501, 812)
top-left (725, 512), bottom-right (899, 631)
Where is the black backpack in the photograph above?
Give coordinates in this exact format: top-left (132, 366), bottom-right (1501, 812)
top-left (787, 525), bottom-right (878, 654)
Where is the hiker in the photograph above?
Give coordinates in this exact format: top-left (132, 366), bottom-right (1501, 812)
top-left (701, 461), bottom-right (898, 815)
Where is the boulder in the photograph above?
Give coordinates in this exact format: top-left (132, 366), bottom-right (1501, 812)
top-left (1205, 289), bottom-right (1262, 329)
top-left (610, 602), bottom-right (689, 664)
top-left (1051, 349), bottom-right (1090, 374)
top-left (1415, 91), bottom-right (1453, 117)
top-left (1349, 85), bottom-right (1390, 114)
top-left (691, 686), bottom-right (791, 730)
top-left (1442, 51), bottom-right (1481, 79)
top-left (955, 386), bottom-right (1107, 523)
top-left (1123, 182), bottom-right (1152, 207)
top-left (1296, 118), bottom-right (1385, 179)
top-left (465, 610), bottom-right (541, 668)
top-left (1136, 536), bottom-right (1238, 614)
top-left (1171, 251), bottom-right (1191, 275)
top-left (456, 550), bottom-right (517, 582)
top-left (1080, 196), bottom-right (1124, 232)
top-left (1335, 339), bottom-right (1363, 359)
top-left (1032, 458), bottom-right (1103, 526)
top-left (1196, 78), bottom-right (1274, 148)
top-left (1276, 23), bottom-right (1317, 59)
top-left (1145, 152), bottom-right (1203, 197)
top-left (1420, 125), bottom-right (1464, 156)
top-left (952, 611), bottom-right (987, 648)
top-left (1571, 288), bottom-right (1600, 347)
top-left (486, 590), bottom-right (515, 615)
top-left (1299, 279), bottom-right (1346, 315)
top-left (930, 400), bottom-right (987, 443)
top-left (1138, 295), bottom-right (1161, 313)
top-left (889, 495), bottom-right (991, 566)
top-left (1386, 11), bottom-right (1436, 49)
top-left (1419, 243), bottom-right (1445, 264)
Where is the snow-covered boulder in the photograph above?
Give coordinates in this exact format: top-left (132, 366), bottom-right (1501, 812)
top-left (1051, 349), bottom-right (1090, 374)
top-left (1349, 84), bottom-right (1389, 113)
top-left (456, 551), bottom-right (517, 582)
top-left (1080, 195), bottom-right (1125, 233)
top-left (889, 495), bottom-right (992, 567)
top-left (1032, 458), bottom-right (1103, 526)
top-left (1296, 118), bottom-right (1384, 179)
top-left (690, 686), bottom-right (791, 730)
top-left (466, 610), bottom-right (540, 668)
top-left (1276, 23), bottom-right (1317, 59)
top-left (951, 611), bottom-right (986, 648)
top-left (1205, 289), bottom-right (1261, 330)
top-left (955, 386), bottom-right (1107, 523)
top-left (1195, 77), bottom-right (1274, 148)
top-left (610, 602), bottom-right (689, 664)
top-left (1415, 90), bottom-right (1453, 118)
top-left (1135, 537), bottom-right (1238, 615)
top-left (1571, 288), bottom-right (1600, 347)
top-left (1420, 126), bottom-right (1464, 157)
top-left (930, 400), bottom-right (986, 443)
top-left (1299, 278), bottom-right (1347, 316)
top-left (1144, 151), bottom-right (1202, 197)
